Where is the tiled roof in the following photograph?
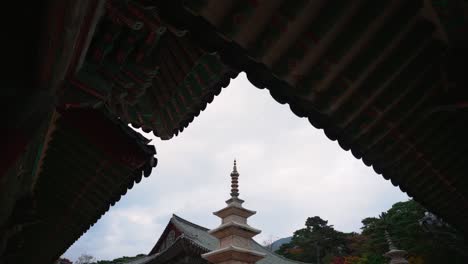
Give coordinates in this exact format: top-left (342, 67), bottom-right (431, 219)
top-left (2, 109), bottom-right (157, 264)
top-left (146, 0), bottom-right (468, 235)
top-left (171, 214), bottom-right (218, 251)
top-left (64, 1), bottom-right (238, 140)
top-left (155, 214), bottom-right (310, 264)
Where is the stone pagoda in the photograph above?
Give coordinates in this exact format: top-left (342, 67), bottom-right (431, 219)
top-left (202, 160), bottom-right (266, 264)
top-left (383, 230), bottom-right (408, 264)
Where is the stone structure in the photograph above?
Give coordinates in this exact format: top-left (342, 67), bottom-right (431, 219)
top-left (383, 230), bottom-right (408, 264)
top-left (130, 161), bottom-right (306, 264)
top-left (202, 160), bottom-right (266, 264)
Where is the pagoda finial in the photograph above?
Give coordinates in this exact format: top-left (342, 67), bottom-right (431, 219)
top-left (230, 159), bottom-right (239, 198)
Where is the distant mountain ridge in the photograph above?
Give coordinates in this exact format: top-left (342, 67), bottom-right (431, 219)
top-left (271, 237), bottom-right (292, 252)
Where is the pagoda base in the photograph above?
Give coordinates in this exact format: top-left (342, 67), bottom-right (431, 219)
top-left (384, 249), bottom-right (409, 264)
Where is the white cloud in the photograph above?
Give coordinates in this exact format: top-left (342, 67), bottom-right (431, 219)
top-left (63, 73), bottom-right (408, 261)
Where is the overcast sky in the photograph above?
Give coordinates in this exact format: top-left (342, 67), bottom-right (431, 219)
top-left (63, 73), bottom-right (409, 261)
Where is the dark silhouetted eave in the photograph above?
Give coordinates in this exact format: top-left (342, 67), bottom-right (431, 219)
top-left (151, 0), bottom-right (468, 235)
top-left (66, 1), bottom-right (239, 140)
top-left (3, 109), bottom-right (157, 264)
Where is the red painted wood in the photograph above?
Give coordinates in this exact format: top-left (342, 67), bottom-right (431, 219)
top-left (58, 108), bottom-right (150, 169)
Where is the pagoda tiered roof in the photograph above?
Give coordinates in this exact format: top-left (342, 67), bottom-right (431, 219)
top-left (208, 220), bottom-right (262, 239)
top-left (202, 160), bottom-right (266, 264)
top-left (213, 203), bottom-right (256, 219)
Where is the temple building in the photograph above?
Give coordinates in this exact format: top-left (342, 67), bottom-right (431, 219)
top-left (128, 161), bottom-right (307, 264)
top-left (3, 1), bottom-right (468, 262)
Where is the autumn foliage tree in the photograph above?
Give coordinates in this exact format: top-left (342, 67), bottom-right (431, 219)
top-left (276, 200), bottom-right (468, 264)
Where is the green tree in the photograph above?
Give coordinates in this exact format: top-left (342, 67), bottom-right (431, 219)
top-left (361, 200), bottom-right (468, 264)
top-left (277, 200), bottom-right (468, 264)
top-left (75, 254), bottom-right (96, 264)
top-left (277, 216), bottom-right (348, 263)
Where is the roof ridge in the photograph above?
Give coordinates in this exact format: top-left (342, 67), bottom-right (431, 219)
top-left (171, 214), bottom-right (210, 231)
